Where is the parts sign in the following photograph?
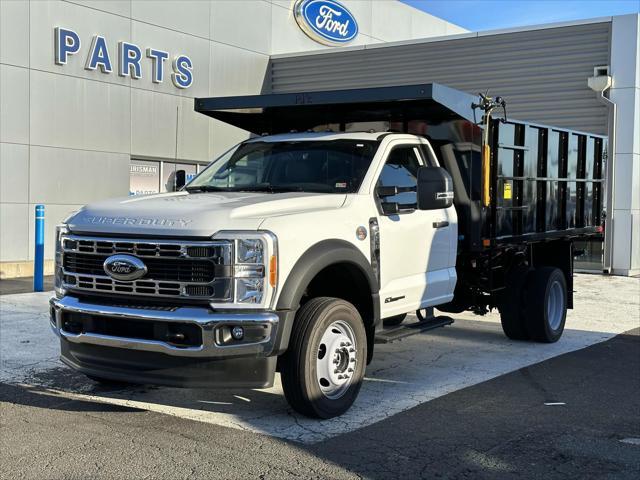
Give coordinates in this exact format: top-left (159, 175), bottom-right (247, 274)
top-left (54, 27), bottom-right (193, 89)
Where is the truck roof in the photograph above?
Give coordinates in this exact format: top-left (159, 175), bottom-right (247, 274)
top-left (246, 131), bottom-right (407, 143)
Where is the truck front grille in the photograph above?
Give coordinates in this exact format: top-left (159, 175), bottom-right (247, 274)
top-left (61, 235), bottom-right (233, 301)
top-left (64, 253), bottom-right (217, 282)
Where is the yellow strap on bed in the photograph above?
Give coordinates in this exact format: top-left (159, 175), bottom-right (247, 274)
top-left (482, 144), bottom-right (491, 207)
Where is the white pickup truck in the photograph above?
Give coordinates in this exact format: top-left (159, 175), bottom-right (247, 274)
top-left (50, 84), bottom-right (606, 418)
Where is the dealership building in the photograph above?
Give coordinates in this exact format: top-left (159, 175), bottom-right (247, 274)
top-left (0, 1), bottom-right (638, 277)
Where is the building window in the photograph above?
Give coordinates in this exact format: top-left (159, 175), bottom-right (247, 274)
top-left (162, 163), bottom-right (198, 192)
top-left (130, 159), bottom-right (203, 195)
top-left (130, 160), bottom-right (160, 195)
top-left (574, 238), bottom-right (604, 272)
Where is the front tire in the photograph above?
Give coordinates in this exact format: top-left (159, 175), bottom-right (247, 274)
top-left (280, 297), bottom-right (367, 419)
top-left (524, 267), bottom-right (567, 343)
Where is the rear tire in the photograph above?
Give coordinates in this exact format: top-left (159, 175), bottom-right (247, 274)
top-left (524, 267), bottom-right (567, 343)
top-left (383, 313), bottom-right (407, 327)
top-left (499, 265), bottom-right (531, 340)
top-left (280, 297), bottom-right (367, 419)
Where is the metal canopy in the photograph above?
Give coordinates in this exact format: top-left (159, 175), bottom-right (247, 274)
top-left (194, 83), bottom-right (479, 135)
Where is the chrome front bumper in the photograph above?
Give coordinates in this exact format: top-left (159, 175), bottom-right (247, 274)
top-left (49, 296), bottom-right (279, 358)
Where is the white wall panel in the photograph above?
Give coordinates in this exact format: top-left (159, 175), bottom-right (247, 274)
top-left (610, 14), bottom-right (640, 274)
top-left (65, 0), bottom-right (132, 17)
top-left (177, 96), bottom-right (211, 162)
top-left (209, 42), bottom-right (269, 96)
top-left (611, 87), bottom-right (640, 156)
top-left (1, 0), bottom-right (30, 67)
top-left (28, 146), bottom-right (129, 204)
top-left (611, 211), bottom-right (633, 273)
top-left (211, 0), bottom-right (272, 55)
top-left (29, 70), bottom-right (131, 152)
top-left (611, 14), bottom-right (639, 89)
top-left (209, 119), bottom-right (250, 160)
top-left (131, 0), bottom-right (210, 38)
top-left (30, 0), bottom-right (131, 87)
top-left (632, 213), bottom-right (640, 272)
top-left (613, 153), bottom-right (640, 212)
top-left (270, 1), bottom-right (295, 9)
top-left (371, 1), bottom-right (413, 42)
top-left (0, 143), bottom-right (29, 203)
top-left (130, 19), bottom-right (211, 98)
top-left (0, 64), bottom-right (29, 144)
top-left (271, 2), bottom-right (326, 55)
top-left (131, 88), bottom-right (178, 159)
top-left (0, 203), bottom-right (29, 261)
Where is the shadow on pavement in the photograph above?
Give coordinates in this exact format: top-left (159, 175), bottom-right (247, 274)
top-left (1, 330), bottom-right (638, 479)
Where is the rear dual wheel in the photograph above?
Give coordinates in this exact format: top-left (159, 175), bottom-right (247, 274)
top-left (499, 266), bottom-right (567, 343)
top-left (280, 297), bottom-right (367, 419)
top-left (524, 267), bottom-right (567, 342)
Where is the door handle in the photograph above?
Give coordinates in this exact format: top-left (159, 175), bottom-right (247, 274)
top-left (432, 220), bottom-right (449, 229)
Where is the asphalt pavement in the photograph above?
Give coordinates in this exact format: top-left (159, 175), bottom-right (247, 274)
top-left (0, 276), bottom-right (54, 295)
top-left (1, 329), bottom-right (638, 479)
top-left (1, 273), bottom-right (639, 479)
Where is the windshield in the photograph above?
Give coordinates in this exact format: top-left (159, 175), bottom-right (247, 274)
top-left (186, 139), bottom-right (379, 194)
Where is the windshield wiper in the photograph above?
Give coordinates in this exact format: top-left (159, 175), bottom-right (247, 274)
top-left (233, 185), bottom-right (305, 193)
top-left (186, 184), bottom-right (307, 194)
top-left (185, 185), bottom-right (229, 193)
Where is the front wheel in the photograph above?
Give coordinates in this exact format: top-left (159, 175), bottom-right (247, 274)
top-left (280, 297), bottom-right (367, 419)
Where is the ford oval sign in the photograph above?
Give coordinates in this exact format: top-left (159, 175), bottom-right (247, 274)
top-left (294, 0), bottom-right (358, 46)
top-left (103, 254), bottom-right (147, 281)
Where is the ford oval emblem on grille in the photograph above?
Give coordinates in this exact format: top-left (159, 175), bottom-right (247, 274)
top-left (103, 254), bottom-right (147, 281)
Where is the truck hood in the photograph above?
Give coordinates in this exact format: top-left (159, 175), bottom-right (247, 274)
top-left (67, 191), bottom-right (347, 237)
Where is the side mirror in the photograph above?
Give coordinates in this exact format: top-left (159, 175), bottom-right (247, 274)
top-left (417, 166), bottom-right (454, 210)
top-left (174, 170), bottom-right (187, 191)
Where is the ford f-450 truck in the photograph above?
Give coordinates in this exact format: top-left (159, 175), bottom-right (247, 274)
top-left (50, 84), bottom-right (606, 418)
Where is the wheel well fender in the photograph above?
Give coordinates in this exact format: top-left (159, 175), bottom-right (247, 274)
top-left (276, 240), bottom-right (380, 362)
top-left (277, 239), bottom-right (379, 312)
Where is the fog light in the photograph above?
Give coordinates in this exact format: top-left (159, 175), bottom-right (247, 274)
top-left (231, 326), bottom-right (244, 340)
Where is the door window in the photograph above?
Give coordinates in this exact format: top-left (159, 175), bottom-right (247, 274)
top-left (377, 145), bottom-right (423, 206)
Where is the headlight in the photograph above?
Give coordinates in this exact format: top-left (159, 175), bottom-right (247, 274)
top-left (211, 231), bottom-right (278, 309)
top-left (237, 239), bottom-right (264, 264)
top-left (54, 224), bottom-right (68, 298)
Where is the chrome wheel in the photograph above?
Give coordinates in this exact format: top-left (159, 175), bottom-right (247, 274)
top-left (316, 320), bottom-right (357, 400)
top-left (547, 279), bottom-right (565, 331)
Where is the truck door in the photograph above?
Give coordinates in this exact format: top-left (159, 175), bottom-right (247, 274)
top-left (375, 140), bottom-right (456, 319)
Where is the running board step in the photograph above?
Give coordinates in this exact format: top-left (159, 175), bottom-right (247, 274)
top-left (374, 316), bottom-right (454, 344)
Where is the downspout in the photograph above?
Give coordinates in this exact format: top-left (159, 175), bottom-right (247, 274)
top-left (588, 69), bottom-right (615, 273)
